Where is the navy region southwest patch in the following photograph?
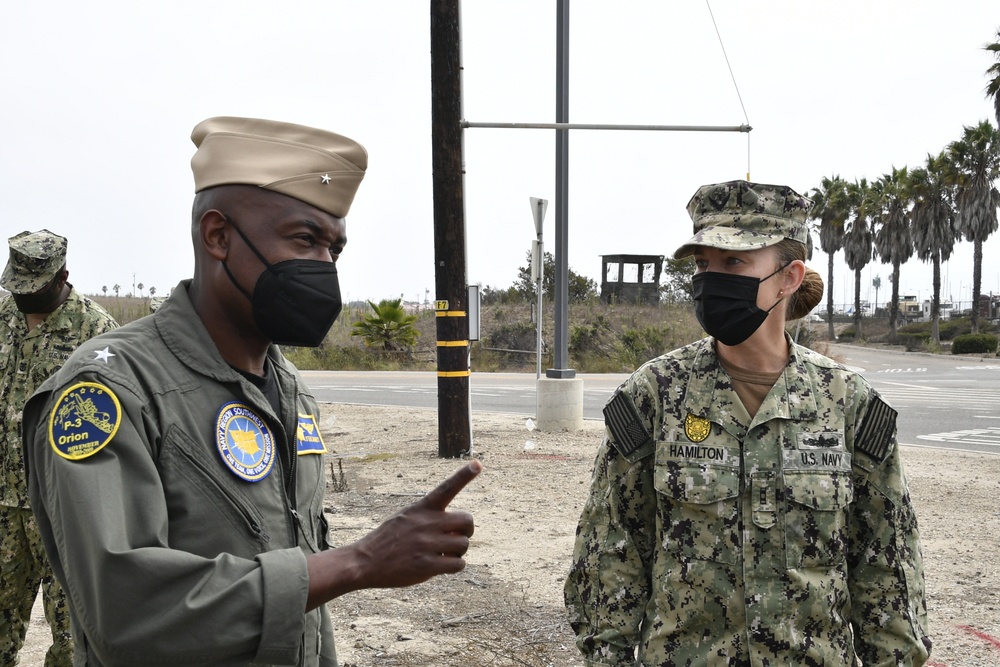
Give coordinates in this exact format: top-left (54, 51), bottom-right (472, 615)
top-left (855, 394), bottom-right (897, 463)
top-left (216, 402), bottom-right (276, 482)
top-left (49, 382), bottom-right (122, 460)
top-left (296, 413), bottom-right (326, 455)
top-left (603, 391), bottom-right (652, 458)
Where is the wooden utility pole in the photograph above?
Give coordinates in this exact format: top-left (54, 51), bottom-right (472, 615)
top-left (430, 0), bottom-right (471, 457)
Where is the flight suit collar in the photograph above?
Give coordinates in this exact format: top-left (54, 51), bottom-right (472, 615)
top-left (155, 281), bottom-right (300, 428)
top-left (155, 280), bottom-right (244, 384)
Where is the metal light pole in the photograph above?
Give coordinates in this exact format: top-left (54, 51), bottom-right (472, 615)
top-left (550, 0), bottom-right (572, 379)
top-left (454, 1), bottom-right (751, 430)
top-left (530, 197), bottom-right (548, 379)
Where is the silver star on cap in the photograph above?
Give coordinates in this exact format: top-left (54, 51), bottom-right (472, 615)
top-left (93, 346), bottom-right (116, 363)
top-left (321, 174), bottom-right (331, 184)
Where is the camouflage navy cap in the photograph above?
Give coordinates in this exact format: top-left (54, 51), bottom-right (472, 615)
top-left (673, 180), bottom-right (814, 259)
top-left (1, 229), bottom-right (68, 294)
top-left (191, 116), bottom-right (368, 219)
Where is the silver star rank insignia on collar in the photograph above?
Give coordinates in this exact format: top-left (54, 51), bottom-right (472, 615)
top-left (321, 174), bottom-right (331, 184)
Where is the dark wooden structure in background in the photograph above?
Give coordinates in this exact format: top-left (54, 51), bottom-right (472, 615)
top-left (600, 254), bottom-right (664, 305)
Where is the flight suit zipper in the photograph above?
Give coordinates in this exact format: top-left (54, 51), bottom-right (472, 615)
top-left (172, 444), bottom-right (271, 543)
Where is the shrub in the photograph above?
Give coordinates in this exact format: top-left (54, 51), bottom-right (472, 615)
top-left (617, 325), bottom-right (672, 369)
top-left (484, 320), bottom-right (536, 352)
top-left (895, 332), bottom-right (931, 352)
top-left (951, 333), bottom-right (999, 355)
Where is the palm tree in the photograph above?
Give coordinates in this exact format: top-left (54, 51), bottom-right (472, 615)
top-left (808, 175), bottom-right (850, 340)
top-left (351, 298), bottom-right (420, 351)
top-left (102, 285), bottom-right (108, 296)
top-left (842, 178), bottom-right (875, 338)
top-left (871, 166), bottom-right (914, 337)
top-left (910, 152), bottom-right (958, 343)
top-left (149, 286), bottom-right (157, 297)
top-left (946, 120), bottom-right (1000, 333)
top-left (137, 282), bottom-right (145, 298)
top-left (113, 284), bottom-right (121, 297)
top-left (986, 29), bottom-right (1000, 126)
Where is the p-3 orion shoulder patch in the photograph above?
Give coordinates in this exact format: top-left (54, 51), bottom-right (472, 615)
top-left (49, 382), bottom-right (122, 461)
top-left (216, 402), bottom-right (275, 482)
top-left (296, 413), bottom-right (326, 455)
top-left (603, 391), bottom-right (652, 458)
top-left (855, 394), bottom-right (897, 463)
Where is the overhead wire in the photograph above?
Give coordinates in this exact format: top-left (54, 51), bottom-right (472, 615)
top-left (705, 0), bottom-right (752, 179)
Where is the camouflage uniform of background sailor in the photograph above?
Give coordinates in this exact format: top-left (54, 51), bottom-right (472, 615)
top-left (0, 230), bottom-right (118, 667)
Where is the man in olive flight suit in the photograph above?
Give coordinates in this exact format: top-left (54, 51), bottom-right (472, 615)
top-left (22, 117), bottom-right (480, 666)
top-left (0, 230), bottom-right (118, 666)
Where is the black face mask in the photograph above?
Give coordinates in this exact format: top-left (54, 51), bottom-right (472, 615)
top-left (222, 217), bottom-right (343, 347)
top-left (12, 274), bottom-right (65, 314)
top-left (692, 265), bottom-right (786, 346)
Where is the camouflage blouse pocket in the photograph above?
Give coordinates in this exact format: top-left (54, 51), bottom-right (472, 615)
top-left (783, 470), bottom-right (854, 569)
top-left (653, 453), bottom-right (741, 565)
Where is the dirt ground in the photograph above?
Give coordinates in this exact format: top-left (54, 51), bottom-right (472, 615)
top-left (21, 403), bottom-right (1000, 666)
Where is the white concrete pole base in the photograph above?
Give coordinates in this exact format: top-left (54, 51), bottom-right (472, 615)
top-left (535, 378), bottom-right (584, 431)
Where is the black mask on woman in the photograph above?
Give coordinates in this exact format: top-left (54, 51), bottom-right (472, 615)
top-left (692, 265), bottom-right (786, 346)
top-left (222, 217), bottom-right (343, 347)
top-left (12, 274), bottom-right (65, 314)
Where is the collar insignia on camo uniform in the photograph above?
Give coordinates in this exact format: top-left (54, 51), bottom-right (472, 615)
top-left (49, 382), bottom-right (122, 460)
top-left (216, 402), bottom-right (275, 482)
top-left (296, 413), bottom-right (326, 455)
top-left (684, 413), bottom-right (711, 443)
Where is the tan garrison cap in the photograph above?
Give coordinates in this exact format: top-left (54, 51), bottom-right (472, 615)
top-left (674, 180), bottom-right (814, 259)
top-left (190, 116), bottom-right (368, 219)
top-left (1, 230), bottom-right (68, 294)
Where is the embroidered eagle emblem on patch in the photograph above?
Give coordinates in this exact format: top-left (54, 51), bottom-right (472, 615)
top-left (48, 382), bottom-right (122, 460)
top-left (684, 413), bottom-right (711, 443)
top-left (216, 402), bottom-right (275, 482)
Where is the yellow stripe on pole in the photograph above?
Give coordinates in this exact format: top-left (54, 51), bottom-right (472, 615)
top-left (437, 340), bottom-right (469, 347)
top-left (435, 311), bottom-right (466, 317)
top-left (437, 370), bottom-right (470, 378)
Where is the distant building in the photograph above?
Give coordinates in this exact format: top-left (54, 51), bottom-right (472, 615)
top-left (600, 254), bottom-right (663, 305)
top-left (898, 295), bottom-right (921, 322)
top-left (921, 299), bottom-right (954, 321)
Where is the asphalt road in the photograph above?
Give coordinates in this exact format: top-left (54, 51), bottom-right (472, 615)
top-left (301, 344), bottom-right (1000, 455)
top-left (824, 343), bottom-right (1000, 455)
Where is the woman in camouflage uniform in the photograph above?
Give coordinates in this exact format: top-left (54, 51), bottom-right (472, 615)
top-left (565, 180), bottom-right (930, 666)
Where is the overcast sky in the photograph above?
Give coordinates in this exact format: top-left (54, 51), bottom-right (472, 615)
top-left (2, 1), bottom-right (998, 311)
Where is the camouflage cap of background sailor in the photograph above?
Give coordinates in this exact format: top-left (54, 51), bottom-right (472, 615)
top-left (1, 229), bottom-right (68, 294)
top-left (673, 180), bottom-right (814, 259)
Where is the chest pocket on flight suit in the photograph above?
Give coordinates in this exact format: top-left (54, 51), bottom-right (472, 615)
top-left (783, 460), bottom-right (854, 569)
top-left (653, 441), bottom-right (741, 565)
